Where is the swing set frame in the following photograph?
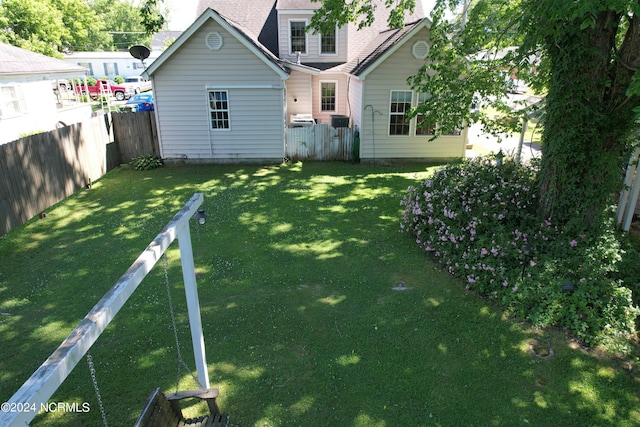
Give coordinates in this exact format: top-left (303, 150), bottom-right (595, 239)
top-left (1, 193), bottom-right (210, 427)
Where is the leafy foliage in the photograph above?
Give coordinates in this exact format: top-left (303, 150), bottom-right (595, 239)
top-left (140, 0), bottom-right (166, 35)
top-left (311, 0), bottom-right (640, 231)
top-left (0, 0), bottom-right (151, 55)
top-left (400, 157), bottom-right (639, 352)
top-left (129, 154), bottom-right (163, 171)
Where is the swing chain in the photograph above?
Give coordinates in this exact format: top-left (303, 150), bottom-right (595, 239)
top-left (86, 352), bottom-right (109, 427)
top-left (162, 253), bottom-right (200, 392)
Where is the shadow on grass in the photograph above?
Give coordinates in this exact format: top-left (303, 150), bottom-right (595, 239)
top-left (1, 162), bottom-right (638, 426)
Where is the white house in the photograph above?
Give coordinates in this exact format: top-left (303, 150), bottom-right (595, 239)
top-left (144, 0), bottom-right (468, 163)
top-left (61, 32), bottom-right (182, 80)
top-left (62, 50), bottom-right (163, 79)
top-left (0, 43), bottom-right (91, 144)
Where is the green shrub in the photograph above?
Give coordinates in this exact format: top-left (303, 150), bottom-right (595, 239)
top-left (129, 154), bottom-right (163, 171)
top-left (113, 75), bottom-right (124, 84)
top-left (400, 156), bottom-right (639, 353)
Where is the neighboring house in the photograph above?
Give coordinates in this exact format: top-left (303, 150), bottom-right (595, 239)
top-left (144, 0), bottom-right (468, 163)
top-left (61, 31), bottom-right (182, 80)
top-left (62, 50), bottom-right (163, 79)
top-left (0, 43), bottom-right (91, 144)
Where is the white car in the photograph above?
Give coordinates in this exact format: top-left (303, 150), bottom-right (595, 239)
top-left (121, 76), bottom-right (152, 94)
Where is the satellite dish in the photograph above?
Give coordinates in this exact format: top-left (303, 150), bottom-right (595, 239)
top-left (129, 45), bottom-right (151, 61)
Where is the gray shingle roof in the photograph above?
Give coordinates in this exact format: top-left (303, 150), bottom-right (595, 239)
top-left (196, 0), bottom-right (279, 56)
top-left (197, 0), bottom-right (425, 64)
top-left (0, 43), bottom-right (87, 78)
top-left (347, 19), bottom-right (426, 75)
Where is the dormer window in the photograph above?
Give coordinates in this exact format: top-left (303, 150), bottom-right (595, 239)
top-left (290, 20), bottom-right (307, 54)
top-left (320, 27), bottom-right (336, 55)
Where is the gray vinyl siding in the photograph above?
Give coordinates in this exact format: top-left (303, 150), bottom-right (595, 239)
top-left (360, 27), bottom-right (467, 159)
top-left (153, 19), bottom-right (285, 160)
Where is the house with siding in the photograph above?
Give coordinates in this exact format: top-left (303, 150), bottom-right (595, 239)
top-left (144, 0), bottom-right (468, 163)
top-left (0, 43), bottom-right (91, 144)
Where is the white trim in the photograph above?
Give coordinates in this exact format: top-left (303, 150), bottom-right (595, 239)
top-left (319, 80), bottom-right (338, 113)
top-left (388, 89), bottom-right (413, 137)
top-left (205, 84), bottom-right (284, 89)
top-left (278, 9), bottom-right (315, 15)
top-left (318, 26), bottom-right (338, 56)
top-left (288, 18), bottom-right (309, 55)
top-left (207, 89), bottom-right (231, 131)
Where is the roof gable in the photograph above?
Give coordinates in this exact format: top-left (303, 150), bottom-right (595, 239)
top-left (348, 18), bottom-right (431, 78)
top-left (197, 0), bottom-right (279, 55)
top-left (145, 8), bottom-right (288, 79)
top-left (0, 43), bottom-right (87, 80)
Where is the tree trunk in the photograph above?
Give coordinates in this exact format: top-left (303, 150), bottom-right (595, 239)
top-left (537, 10), bottom-right (639, 229)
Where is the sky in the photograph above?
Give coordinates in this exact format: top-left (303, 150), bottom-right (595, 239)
top-left (164, 0), bottom-right (438, 30)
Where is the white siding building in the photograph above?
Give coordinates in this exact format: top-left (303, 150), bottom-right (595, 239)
top-left (145, 10), bottom-right (289, 162)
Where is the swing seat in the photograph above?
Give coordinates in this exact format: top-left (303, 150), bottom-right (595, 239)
top-left (134, 387), bottom-right (229, 427)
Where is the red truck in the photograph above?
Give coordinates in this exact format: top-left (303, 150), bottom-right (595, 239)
top-left (76, 79), bottom-right (133, 101)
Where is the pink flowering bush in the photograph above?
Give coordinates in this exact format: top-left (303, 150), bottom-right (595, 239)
top-left (400, 156), bottom-right (639, 352)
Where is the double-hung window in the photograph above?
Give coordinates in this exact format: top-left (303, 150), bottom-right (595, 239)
top-left (415, 93), bottom-right (435, 136)
top-left (290, 20), bottom-right (307, 54)
top-left (320, 27), bottom-right (336, 55)
top-left (103, 62), bottom-right (118, 76)
top-left (0, 85), bottom-right (26, 118)
top-left (320, 81), bottom-right (337, 112)
top-left (208, 90), bottom-right (230, 130)
top-left (389, 90), bottom-right (412, 136)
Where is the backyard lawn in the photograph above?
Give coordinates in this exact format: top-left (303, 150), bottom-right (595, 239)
top-left (0, 162), bottom-right (638, 426)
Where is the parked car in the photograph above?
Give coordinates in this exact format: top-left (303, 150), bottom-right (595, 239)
top-left (121, 76), bottom-right (152, 94)
top-left (76, 79), bottom-right (132, 101)
top-left (122, 93), bottom-right (154, 112)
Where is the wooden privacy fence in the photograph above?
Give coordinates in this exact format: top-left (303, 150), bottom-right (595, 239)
top-left (0, 111), bottom-right (158, 236)
top-left (285, 124), bottom-right (357, 161)
top-left (112, 111), bottom-right (159, 162)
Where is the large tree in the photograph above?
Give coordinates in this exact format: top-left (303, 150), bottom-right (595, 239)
top-left (0, 0), bottom-right (68, 56)
top-left (311, 0), bottom-right (640, 231)
top-left (91, 0), bottom-right (152, 51)
top-left (0, 0), bottom-right (153, 55)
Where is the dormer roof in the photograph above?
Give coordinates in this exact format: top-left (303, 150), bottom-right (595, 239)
top-left (197, 0), bottom-right (425, 65)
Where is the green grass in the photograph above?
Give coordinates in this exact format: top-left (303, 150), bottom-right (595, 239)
top-left (1, 162), bottom-right (638, 426)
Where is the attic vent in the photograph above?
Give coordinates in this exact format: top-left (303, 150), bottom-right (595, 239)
top-left (206, 32), bottom-right (223, 50)
top-left (412, 41), bottom-right (430, 59)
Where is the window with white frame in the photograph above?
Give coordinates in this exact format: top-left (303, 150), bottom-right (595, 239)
top-left (103, 62), bottom-right (118, 76)
top-left (320, 27), bottom-right (336, 54)
top-left (208, 90), bottom-right (230, 130)
top-left (415, 93), bottom-right (435, 136)
top-left (290, 20), bottom-right (307, 54)
top-left (320, 81), bottom-right (337, 112)
top-left (389, 90), bottom-right (412, 136)
top-left (0, 85), bottom-right (26, 118)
